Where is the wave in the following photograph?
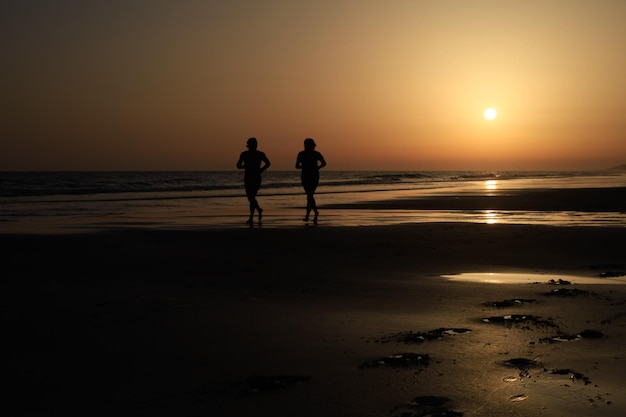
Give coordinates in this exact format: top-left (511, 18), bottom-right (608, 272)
top-left (0, 170), bottom-right (613, 198)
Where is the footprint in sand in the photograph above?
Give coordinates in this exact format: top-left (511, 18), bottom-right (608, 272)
top-left (482, 298), bottom-right (537, 308)
top-left (481, 314), bottom-right (557, 329)
top-left (540, 329), bottom-right (604, 344)
top-left (374, 327), bottom-right (471, 344)
top-left (509, 393), bottom-right (528, 402)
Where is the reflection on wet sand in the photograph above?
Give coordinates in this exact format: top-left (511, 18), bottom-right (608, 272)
top-left (441, 272), bottom-right (626, 285)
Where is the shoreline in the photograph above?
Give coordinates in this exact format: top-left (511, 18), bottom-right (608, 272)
top-left (2, 185), bottom-right (626, 234)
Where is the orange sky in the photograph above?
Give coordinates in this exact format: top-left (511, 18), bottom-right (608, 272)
top-left (2, 1), bottom-right (625, 171)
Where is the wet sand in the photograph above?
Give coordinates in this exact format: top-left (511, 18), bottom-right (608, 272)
top-left (323, 186), bottom-right (626, 212)
top-left (3, 220), bottom-right (626, 416)
top-left (3, 183), bottom-right (626, 234)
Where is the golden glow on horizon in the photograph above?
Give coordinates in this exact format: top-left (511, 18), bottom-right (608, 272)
top-left (485, 180), bottom-right (497, 190)
top-left (484, 108), bottom-right (497, 121)
top-left (1, 2), bottom-right (625, 171)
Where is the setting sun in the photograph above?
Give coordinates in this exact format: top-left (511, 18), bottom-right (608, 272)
top-left (484, 108), bottom-right (497, 120)
top-left (2, 2), bottom-right (626, 171)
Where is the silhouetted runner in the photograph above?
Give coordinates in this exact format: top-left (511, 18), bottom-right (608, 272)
top-left (237, 137), bottom-right (271, 224)
top-left (295, 138), bottom-right (326, 224)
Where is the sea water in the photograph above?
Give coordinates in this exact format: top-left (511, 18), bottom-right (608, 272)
top-left (1, 170), bottom-right (625, 232)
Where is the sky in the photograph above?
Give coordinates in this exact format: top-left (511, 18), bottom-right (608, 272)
top-left (2, 0), bottom-right (625, 171)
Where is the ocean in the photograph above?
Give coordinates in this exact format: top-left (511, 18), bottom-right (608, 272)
top-left (1, 170), bottom-right (625, 232)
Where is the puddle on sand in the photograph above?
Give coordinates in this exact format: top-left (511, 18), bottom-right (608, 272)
top-left (374, 327), bottom-right (472, 344)
top-left (441, 272), bottom-right (626, 285)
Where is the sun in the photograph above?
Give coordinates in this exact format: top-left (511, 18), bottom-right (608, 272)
top-left (484, 108), bottom-right (497, 120)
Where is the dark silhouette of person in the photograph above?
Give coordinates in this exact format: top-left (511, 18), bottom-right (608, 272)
top-left (237, 137), bottom-right (271, 224)
top-left (295, 138), bottom-right (326, 223)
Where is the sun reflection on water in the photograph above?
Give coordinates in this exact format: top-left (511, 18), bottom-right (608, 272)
top-left (484, 210), bottom-right (498, 224)
top-left (485, 180), bottom-right (497, 190)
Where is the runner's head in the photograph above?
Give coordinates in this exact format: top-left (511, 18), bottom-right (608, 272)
top-left (246, 137), bottom-right (258, 150)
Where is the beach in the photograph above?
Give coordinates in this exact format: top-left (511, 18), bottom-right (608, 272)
top-left (4, 0), bottom-right (626, 412)
top-left (3, 185), bottom-right (626, 416)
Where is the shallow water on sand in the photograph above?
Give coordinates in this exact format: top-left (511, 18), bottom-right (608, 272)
top-left (1, 172), bottom-right (624, 233)
top-left (442, 272), bottom-right (626, 285)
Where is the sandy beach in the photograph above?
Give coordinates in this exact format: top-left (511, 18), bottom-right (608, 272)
top-left (4, 0), bottom-right (626, 414)
top-left (3, 186), bottom-right (626, 416)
